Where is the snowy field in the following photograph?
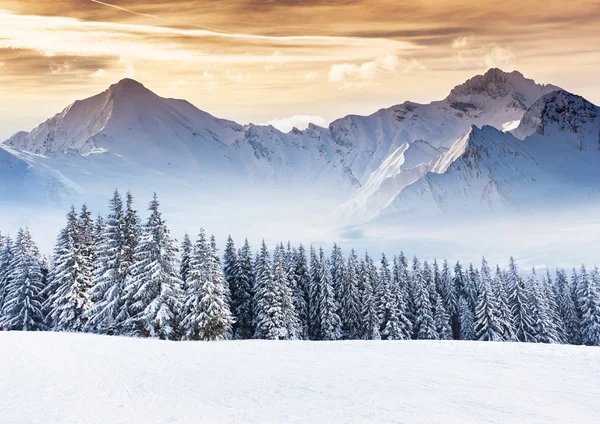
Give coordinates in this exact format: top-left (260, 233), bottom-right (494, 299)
top-left (1, 332), bottom-right (599, 424)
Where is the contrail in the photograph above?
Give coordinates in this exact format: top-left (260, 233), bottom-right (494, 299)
top-left (88, 0), bottom-right (232, 34)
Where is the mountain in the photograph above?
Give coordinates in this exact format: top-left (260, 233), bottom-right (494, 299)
top-left (360, 90), bottom-right (600, 225)
top-left (1, 69), bottom-right (559, 207)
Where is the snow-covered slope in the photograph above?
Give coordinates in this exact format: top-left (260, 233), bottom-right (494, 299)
top-left (373, 91), bottom-right (600, 222)
top-left (0, 146), bottom-right (82, 203)
top-left (1, 332), bottom-right (599, 424)
top-left (2, 68), bottom-right (558, 207)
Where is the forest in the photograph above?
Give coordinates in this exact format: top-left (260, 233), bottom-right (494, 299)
top-left (0, 190), bottom-right (599, 346)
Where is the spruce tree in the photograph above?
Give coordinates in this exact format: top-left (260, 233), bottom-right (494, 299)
top-left (378, 254), bottom-right (411, 340)
top-left (527, 269), bottom-right (558, 344)
top-left (180, 233), bottom-right (193, 289)
top-left (317, 249), bottom-right (342, 340)
top-left (434, 292), bottom-right (452, 340)
top-left (360, 254), bottom-right (380, 340)
top-left (474, 258), bottom-right (503, 341)
top-left (274, 243), bottom-right (301, 339)
top-left (46, 206), bottom-right (93, 331)
top-left (86, 190), bottom-right (128, 334)
top-left (93, 214), bottom-right (105, 261)
top-left (493, 267), bottom-right (516, 341)
top-left (458, 297), bottom-right (475, 340)
top-left (308, 246), bottom-right (321, 340)
top-left (231, 239), bottom-right (254, 339)
top-left (506, 257), bottom-right (536, 342)
top-left (330, 243), bottom-right (345, 313)
top-left (543, 270), bottom-right (566, 343)
top-left (412, 257), bottom-right (437, 340)
top-left (180, 229), bottom-right (233, 341)
top-left (576, 265), bottom-right (600, 346)
top-left (441, 259), bottom-right (458, 337)
top-left (123, 194), bottom-right (183, 339)
top-left (292, 244), bottom-right (310, 339)
top-left (0, 234), bottom-right (14, 316)
top-left (122, 191), bottom-right (141, 278)
top-left (452, 262), bottom-right (466, 339)
top-left (340, 249), bottom-right (361, 339)
top-left (1, 228), bottom-right (46, 331)
top-left (556, 269), bottom-right (580, 344)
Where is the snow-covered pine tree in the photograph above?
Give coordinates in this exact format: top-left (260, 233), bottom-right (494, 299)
top-left (274, 243), bottom-right (301, 339)
top-left (360, 254), bottom-right (380, 340)
top-left (412, 257), bottom-right (437, 340)
top-left (543, 270), bottom-right (566, 343)
top-left (527, 268), bottom-right (558, 344)
top-left (433, 259), bottom-right (442, 295)
top-left (395, 252), bottom-right (414, 334)
top-left (46, 206), bottom-right (93, 331)
top-left (122, 192), bottom-right (141, 278)
top-left (330, 243), bottom-right (345, 316)
top-left (0, 234), bottom-right (14, 316)
top-left (506, 258), bottom-right (536, 342)
top-left (570, 268), bottom-right (582, 341)
top-left (93, 214), bottom-right (105, 261)
top-left (340, 249), bottom-right (361, 339)
top-left (457, 297), bottom-right (475, 340)
top-left (78, 204), bottom-right (96, 302)
top-left (284, 242), bottom-right (304, 339)
top-left (493, 266), bottom-right (516, 341)
top-left (1, 228), bottom-right (46, 331)
top-left (232, 239), bottom-right (255, 339)
top-left (308, 246), bottom-right (321, 340)
top-left (441, 259), bottom-right (458, 339)
top-left (434, 292), bottom-right (452, 340)
top-left (474, 258), bottom-right (503, 341)
top-left (223, 235), bottom-right (239, 332)
top-left (422, 261), bottom-right (436, 310)
top-left (292, 244), bottom-right (310, 339)
top-left (378, 254), bottom-right (411, 340)
top-left (86, 190), bottom-right (128, 334)
top-left (180, 233), bottom-right (193, 290)
top-left (317, 248), bottom-right (342, 341)
top-left (555, 269), bottom-right (580, 344)
top-left (576, 265), bottom-right (600, 346)
top-left (252, 240), bottom-right (295, 340)
top-left (123, 194), bottom-right (183, 340)
top-left (180, 229), bottom-right (233, 341)
top-left (452, 262), bottom-right (466, 339)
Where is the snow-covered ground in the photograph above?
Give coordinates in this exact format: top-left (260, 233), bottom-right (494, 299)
top-left (1, 332), bottom-right (598, 424)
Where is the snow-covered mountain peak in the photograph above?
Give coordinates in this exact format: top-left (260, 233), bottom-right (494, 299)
top-left (446, 68), bottom-right (556, 102)
top-left (513, 90), bottom-right (599, 140)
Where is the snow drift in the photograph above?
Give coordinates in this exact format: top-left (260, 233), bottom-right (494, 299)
top-left (0, 332), bottom-right (598, 424)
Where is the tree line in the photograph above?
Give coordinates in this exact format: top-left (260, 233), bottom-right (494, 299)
top-left (0, 190), bottom-right (599, 346)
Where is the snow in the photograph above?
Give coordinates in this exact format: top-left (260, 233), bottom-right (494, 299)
top-left (502, 120), bottom-right (521, 132)
top-left (0, 332), bottom-right (599, 424)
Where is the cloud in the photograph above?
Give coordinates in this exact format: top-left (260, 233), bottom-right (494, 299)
top-left (91, 68), bottom-right (105, 78)
top-left (49, 61), bottom-right (72, 75)
top-left (304, 71), bottom-right (318, 80)
top-left (120, 56), bottom-right (135, 77)
top-left (328, 54), bottom-right (425, 89)
top-left (483, 45), bottom-right (516, 69)
top-left (0, 10), bottom-right (417, 66)
top-left (226, 71), bottom-right (250, 83)
top-left (202, 70), bottom-right (218, 90)
top-left (452, 36), bottom-right (469, 49)
top-left (264, 51), bottom-right (285, 72)
top-left (265, 115), bottom-right (328, 132)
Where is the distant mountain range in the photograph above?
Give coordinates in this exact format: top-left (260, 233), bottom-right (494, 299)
top-left (2, 68), bottom-right (598, 232)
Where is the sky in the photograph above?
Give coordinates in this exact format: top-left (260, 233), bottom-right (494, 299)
top-left (0, 0), bottom-right (599, 139)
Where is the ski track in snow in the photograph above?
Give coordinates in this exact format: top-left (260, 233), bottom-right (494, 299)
top-left (1, 332), bottom-right (599, 424)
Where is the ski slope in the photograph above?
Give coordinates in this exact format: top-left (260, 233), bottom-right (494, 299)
top-left (1, 332), bottom-right (598, 424)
